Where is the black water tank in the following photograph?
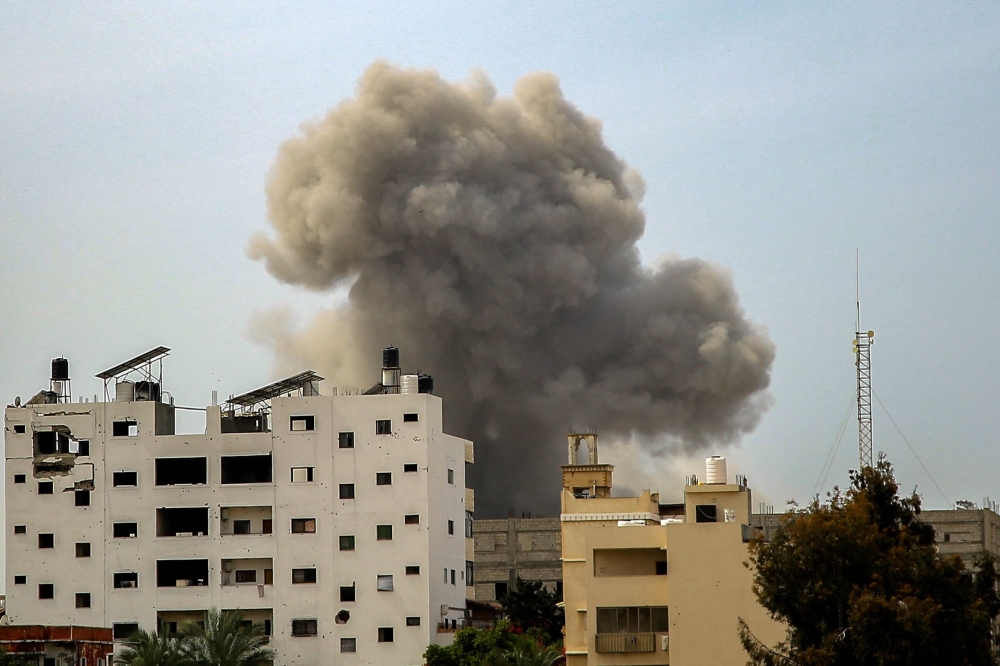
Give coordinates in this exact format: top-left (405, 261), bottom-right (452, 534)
top-left (51, 357), bottom-right (69, 380)
top-left (382, 346), bottom-right (399, 369)
top-left (418, 374), bottom-right (434, 394)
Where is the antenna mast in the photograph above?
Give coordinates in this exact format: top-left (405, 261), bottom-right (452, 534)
top-left (853, 251), bottom-right (874, 469)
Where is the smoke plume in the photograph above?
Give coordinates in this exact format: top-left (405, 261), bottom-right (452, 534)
top-left (248, 62), bottom-right (775, 516)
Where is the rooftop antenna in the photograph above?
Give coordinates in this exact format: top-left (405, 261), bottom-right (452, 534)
top-left (853, 250), bottom-right (874, 469)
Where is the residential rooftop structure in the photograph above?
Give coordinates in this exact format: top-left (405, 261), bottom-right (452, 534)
top-left (4, 347), bottom-right (474, 666)
top-left (472, 514), bottom-right (562, 603)
top-left (560, 434), bottom-right (784, 666)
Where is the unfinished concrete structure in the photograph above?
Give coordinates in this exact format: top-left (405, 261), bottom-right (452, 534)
top-left (472, 515), bottom-right (562, 603)
top-left (4, 348), bottom-right (474, 666)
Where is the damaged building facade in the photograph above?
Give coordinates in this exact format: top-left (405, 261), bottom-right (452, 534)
top-left (4, 347), bottom-right (474, 666)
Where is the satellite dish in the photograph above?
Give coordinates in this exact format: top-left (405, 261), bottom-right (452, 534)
top-left (14, 396), bottom-right (20, 407)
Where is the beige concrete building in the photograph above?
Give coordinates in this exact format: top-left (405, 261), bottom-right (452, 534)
top-left (560, 434), bottom-right (783, 666)
top-left (472, 516), bottom-right (562, 603)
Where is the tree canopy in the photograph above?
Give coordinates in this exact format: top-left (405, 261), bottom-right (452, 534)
top-left (500, 578), bottom-right (565, 646)
top-left (116, 609), bottom-right (273, 666)
top-left (741, 457), bottom-right (1000, 666)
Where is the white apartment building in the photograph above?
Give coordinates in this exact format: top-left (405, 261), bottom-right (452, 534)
top-left (4, 348), bottom-right (475, 666)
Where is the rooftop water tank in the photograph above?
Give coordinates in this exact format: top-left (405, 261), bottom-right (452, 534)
top-left (418, 374), bottom-right (434, 394)
top-left (116, 381), bottom-right (135, 403)
top-left (51, 358), bottom-right (69, 380)
top-left (382, 346), bottom-right (399, 369)
top-left (706, 456), bottom-right (728, 484)
top-left (401, 374), bottom-right (419, 395)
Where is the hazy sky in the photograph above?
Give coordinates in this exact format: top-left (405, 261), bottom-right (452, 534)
top-left (3, 2), bottom-right (999, 527)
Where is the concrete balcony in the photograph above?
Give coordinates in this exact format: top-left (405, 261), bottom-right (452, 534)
top-left (595, 632), bottom-right (656, 653)
top-left (220, 583), bottom-right (273, 610)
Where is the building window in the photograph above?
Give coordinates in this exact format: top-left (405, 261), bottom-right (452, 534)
top-left (451, 569), bottom-right (456, 585)
top-left (76, 542), bottom-right (91, 558)
top-left (75, 490), bottom-right (90, 506)
top-left (291, 619), bottom-right (318, 637)
top-left (38, 533), bottom-right (54, 549)
top-left (235, 570), bottom-right (257, 584)
top-left (113, 471), bottom-right (138, 487)
top-left (695, 505), bottom-right (717, 523)
top-left (291, 519), bottom-right (316, 534)
top-left (78, 440), bottom-right (90, 456)
top-left (375, 419), bottom-right (391, 435)
top-left (466, 561), bottom-right (474, 585)
top-left (13, 474), bottom-right (25, 484)
top-left (291, 466), bottom-right (314, 483)
top-left (447, 469), bottom-right (455, 485)
top-left (290, 416), bottom-right (315, 432)
top-left (944, 533), bottom-right (951, 542)
top-left (376, 472), bottom-right (392, 486)
top-left (13, 425), bottom-right (25, 434)
top-left (233, 520), bottom-right (251, 535)
top-left (339, 535), bottom-right (356, 551)
top-left (155, 457), bottom-right (207, 486)
top-left (377, 574), bottom-right (394, 591)
top-left (113, 572), bottom-right (138, 589)
top-left (38, 583), bottom-right (54, 599)
top-left (113, 522), bottom-right (138, 538)
top-left (378, 627), bottom-right (394, 643)
top-left (656, 560), bottom-right (668, 575)
top-left (596, 606), bottom-right (669, 633)
top-left (112, 420), bottom-right (138, 437)
top-left (406, 616), bottom-right (421, 626)
top-left (405, 565), bottom-right (420, 575)
top-left (292, 568), bottom-right (317, 584)
top-left (466, 511), bottom-right (474, 537)
top-left (404, 463), bottom-right (418, 473)
top-left (339, 484), bottom-right (355, 499)
top-left (13, 575), bottom-right (26, 585)
top-left (76, 593), bottom-right (91, 608)
top-left (338, 432), bottom-right (355, 449)
top-left (113, 623), bottom-right (139, 641)
top-left (340, 584), bottom-right (356, 602)
top-left (376, 525), bottom-right (393, 541)
top-left (38, 481), bottom-right (53, 495)
top-left (448, 520), bottom-right (455, 535)
top-left (495, 582), bottom-right (508, 600)
top-left (405, 514), bottom-right (419, 525)
top-left (221, 454), bottom-right (272, 484)
top-left (13, 525), bottom-right (26, 535)
top-left (403, 413), bottom-right (418, 423)
top-left (340, 638), bottom-right (357, 653)
top-left (444, 568), bottom-right (449, 584)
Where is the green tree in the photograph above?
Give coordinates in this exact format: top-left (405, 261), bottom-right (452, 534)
top-left (424, 620), bottom-right (549, 666)
top-left (741, 456), bottom-right (1000, 666)
top-left (180, 609), bottom-right (275, 666)
top-left (501, 578), bottom-right (564, 646)
top-left (115, 628), bottom-right (187, 666)
top-left (486, 642), bottom-right (562, 666)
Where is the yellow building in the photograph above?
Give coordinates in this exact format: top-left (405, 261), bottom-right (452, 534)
top-left (560, 434), bottom-right (784, 665)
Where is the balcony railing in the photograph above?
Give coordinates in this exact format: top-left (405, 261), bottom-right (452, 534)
top-left (595, 632), bottom-right (656, 653)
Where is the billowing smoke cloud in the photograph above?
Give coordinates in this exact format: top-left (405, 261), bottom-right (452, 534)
top-left (248, 61), bottom-right (775, 516)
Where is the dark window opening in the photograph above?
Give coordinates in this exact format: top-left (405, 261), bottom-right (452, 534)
top-left (13, 474), bottom-right (25, 484)
top-left (377, 524), bottom-right (392, 541)
top-left (495, 582), bottom-right (508, 600)
top-left (291, 619), bottom-right (317, 637)
top-left (112, 420), bottom-right (138, 437)
top-left (375, 419), bottom-right (391, 435)
top-left (38, 481), bottom-right (53, 495)
top-left (76, 542), bottom-right (91, 558)
top-left (406, 565), bottom-right (420, 575)
top-left (944, 533), bottom-right (951, 542)
top-left (13, 575), bottom-right (26, 585)
top-left (221, 413), bottom-right (268, 433)
top-left (221, 454), bottom-right (272, 484)
top-left (447, 469), bottom-right (455, 484)
top-left (340, 584), bottom-right (356, 602)
top-left (113, 522), bottom-right (138, 538)
top-left (466, 511), bottom-right (474, 537)
top-left (695, 505), bottom-right (717, 523)
top-left (596, 606), bottom-right (669, 634)
top-left (113, 572), bottom-right (138, 589)
top-left (341, 637), bottom-right (356, 652)
top-left (404, 463), bottom-right (418, 473)
top-left (235, 570), bottom-right (256, 584)
top-left (339, 484), bottom-right (355, 500)
top-left (292, 568), bottom-right (317, 584)
top-left (339, 432), bottom-right (355, 448)
top-left (75, 490), bottom-right (90, 506)
top-left (156, 507), bottom-right (209, 537)
top-left (404, 514), bottom-right (419, 525)
top-left (339, 535), bottom-right (355, 551)
top-left (448, 520), bottom-right (454, 535)
top-left (76, 593), bottom-right (91, 608)
top-left (156, 559), bottom-right (208, 587)
top-left (34, 431), bottom-right (59, 455)
top-left (377, 575), bottom-right (393, 591)
top-left (113, 623), bottom-right (139, 640)
top-left (233, 520), bottom-right (251, 535)
top-left (656, 560), bottom-right (668, 575)
top-left (291, 518), bottom-right (316, 534)
top-left (290, 416), bottom-right (315, 432)
top-left (38, 583), bottom-right (54, 599)
top-left (13, 525), bottom-right (26, 534)
top-left (403, 413), bottom-right (418, 423)
top-left (466, 561), bottom-right (474, 585)
top-left (451, 569), bottom-right (456, 585)
top-left (155, 457), bottom-right (207, 486)
top-left (13, 425), bottom-right (25, 434)
top-left (113, 471), bottom-right (138, 487)
top-left (38, 533), bottom-right (54, 548)
top-left (406, 616), bottom-right (421, 626)
top-left (376, 472), bottom-right (392, 486)
top-left (291, 466), bottom-right (313, 483)
top-left (78, 440), bottom-right (89, 456)
top-left (378, 627), bottom-right (394, 643)
top-left (556, 581), bottom-right (564, 602)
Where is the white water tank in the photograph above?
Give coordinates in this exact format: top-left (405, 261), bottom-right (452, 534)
top-left (706, 456), bottom-right (728, 484)
top-left (116, 381), bottom-right (135, 403)
top-left (401, 374), bottom-right (419, 394)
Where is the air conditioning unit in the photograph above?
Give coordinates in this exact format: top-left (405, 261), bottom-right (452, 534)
top-left (661, 635), bottom-right (669, 651)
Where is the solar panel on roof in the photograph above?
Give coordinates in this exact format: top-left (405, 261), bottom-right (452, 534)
top-left (227, 371), bottom-right (324, 408)
top-left (96, 347), bottom-right (171, 380)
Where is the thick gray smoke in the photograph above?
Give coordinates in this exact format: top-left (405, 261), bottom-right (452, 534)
top-left (249, 62), bottom-right (775, 516)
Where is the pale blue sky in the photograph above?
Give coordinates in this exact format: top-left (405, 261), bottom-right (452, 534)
top-left (2, 2), bottom-right (999, 518)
